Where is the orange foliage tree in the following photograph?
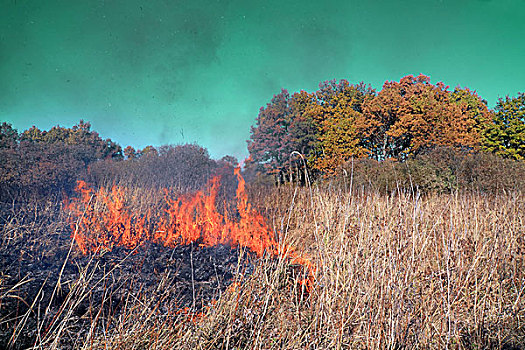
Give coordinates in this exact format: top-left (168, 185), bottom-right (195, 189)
top-left (362, 75), bottom-right (491, 160)
top-left (305, 80), bottom-right (374, 173)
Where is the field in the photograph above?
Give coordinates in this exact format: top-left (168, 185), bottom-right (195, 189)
top-left (1, 176), bottom-right (524, 349)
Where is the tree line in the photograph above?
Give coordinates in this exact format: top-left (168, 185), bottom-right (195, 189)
top-left (1, 73), bottom-right (523, 199)
top-left (247, 74), bottom-right (525, 179)
top-left (0, 120), bottom-right (238, 201)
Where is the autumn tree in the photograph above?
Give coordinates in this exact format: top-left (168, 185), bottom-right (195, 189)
top-left (0, 122), bottom-right (19, 148)
top-left (16, 141), bottom-right (85, 196)
top-left (139, 145), bottom-right (158, 157)
top-left (218, 155), bottom-right (239, 167)
top-left (87, 143), bottom-right (220, 191)
top-left (483, 92), bottom-right (525, 160)
top-left (305, 79), bottom-right (374, 173)
top-left (450, 87), bottom-right (492, 133)
top-left (248, 89), bottom-right (318, 178)
top-left (247, 74), bottom-right (515, 178)
top-left (248, 82), bottom-right (375, 177)
top-left (287, 90), bottom-right (318, 158)
top-left (124, 146), bottom-right (138, 159)
top-left (0, 123), bottom-right (20, 191)
top-left (362, 75), bottom-right (489, 160)
top-left (70, 120), bottom-right (123, 160)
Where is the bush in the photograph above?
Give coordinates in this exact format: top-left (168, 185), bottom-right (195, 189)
top-left (86, 144), bottom-right (237, 194)
top-left (341, 147), bottom-right (525, 194)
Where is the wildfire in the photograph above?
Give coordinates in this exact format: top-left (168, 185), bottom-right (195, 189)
top-left (65, 167), bottom-right (314, 290)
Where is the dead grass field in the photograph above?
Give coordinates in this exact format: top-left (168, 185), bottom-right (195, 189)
top-left (1, 183), bottom-right (524, 349)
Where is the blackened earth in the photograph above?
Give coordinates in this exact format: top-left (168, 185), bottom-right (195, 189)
top-left (0, 232), bottom-right (253, 349)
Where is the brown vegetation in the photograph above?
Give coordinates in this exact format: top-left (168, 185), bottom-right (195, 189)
top-left (1, 176), bottom-right (523, 348)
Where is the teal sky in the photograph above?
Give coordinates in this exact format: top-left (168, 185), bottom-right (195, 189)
top-left (1, 0), bottom-right (524, 160)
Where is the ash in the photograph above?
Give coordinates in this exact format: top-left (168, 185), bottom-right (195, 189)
top-left (0, 231), bottom-right (254, 349)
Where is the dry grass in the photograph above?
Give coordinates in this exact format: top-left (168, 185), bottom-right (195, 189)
top-left (178, 186), bottom-right (524, 349)
top-left (2, 183), bottom-right (524, 349)
top-left (83, 185), bottom-right (525, 349)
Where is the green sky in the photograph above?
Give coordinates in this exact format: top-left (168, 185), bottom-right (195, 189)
top-left (1, 0), bottom-right (524, 159)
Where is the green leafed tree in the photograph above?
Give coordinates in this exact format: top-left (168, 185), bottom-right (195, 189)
top-left (483, 93), bottom-right (525, 160)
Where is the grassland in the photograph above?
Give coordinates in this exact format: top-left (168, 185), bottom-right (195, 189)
top-left (1, 182), bottom-right (524, 349)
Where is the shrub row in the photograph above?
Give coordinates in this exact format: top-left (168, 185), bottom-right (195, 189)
top-left (340, 147), bottom-right (525, 194)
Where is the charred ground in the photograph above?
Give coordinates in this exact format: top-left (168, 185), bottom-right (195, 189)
top-left (0, 201), bottom-right (253, 349)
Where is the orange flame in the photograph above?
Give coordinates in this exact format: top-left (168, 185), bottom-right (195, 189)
top-left (65, 167), bottom-right (314, 290)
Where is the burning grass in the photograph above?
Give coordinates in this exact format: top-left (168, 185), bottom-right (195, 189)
top-left (65, 167), bottom-right (278, 257)
top-left (1, 175), bottom-right (524, 349)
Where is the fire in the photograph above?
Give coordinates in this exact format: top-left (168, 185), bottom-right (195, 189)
top-left (65, 167), bottom-right (314, 289)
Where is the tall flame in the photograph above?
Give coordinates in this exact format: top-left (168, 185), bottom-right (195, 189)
top-left (66, 167), bottom-right (314, 289)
